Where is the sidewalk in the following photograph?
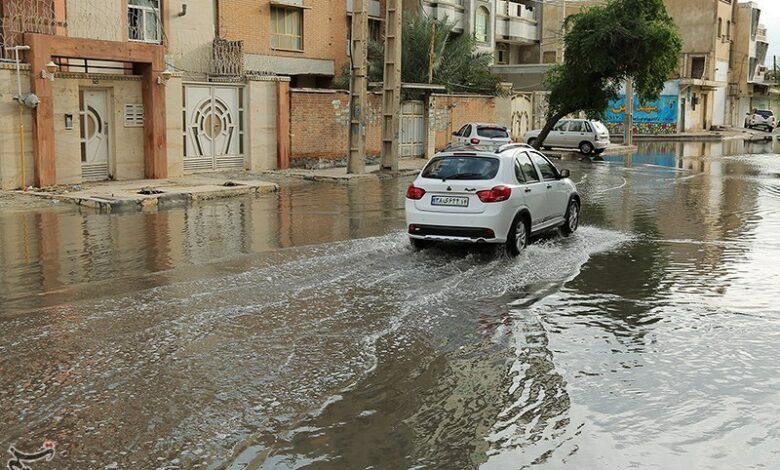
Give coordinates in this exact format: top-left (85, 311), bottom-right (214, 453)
top-left (267, 157), bottom-right (427, 183)
top-left (17, 174), bottom-right (278, 212)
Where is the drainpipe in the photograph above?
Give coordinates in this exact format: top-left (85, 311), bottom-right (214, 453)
top-left (9, 45), bottom-right (31, 190)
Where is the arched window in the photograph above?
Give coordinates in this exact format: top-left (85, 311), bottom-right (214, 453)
top-left (475, 6), bottom-right (489, 43)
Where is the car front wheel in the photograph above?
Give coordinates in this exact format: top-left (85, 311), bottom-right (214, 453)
top-left (561, 200), bottom-right (580, 236)
top-left (506, 216), bottom-right (529, 257)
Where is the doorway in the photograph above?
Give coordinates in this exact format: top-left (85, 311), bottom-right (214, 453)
top-left (80, 89), bottom-right (111, 181)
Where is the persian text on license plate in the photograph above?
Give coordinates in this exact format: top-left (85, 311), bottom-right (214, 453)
top-left (431, 196), bottom-right (469, 207)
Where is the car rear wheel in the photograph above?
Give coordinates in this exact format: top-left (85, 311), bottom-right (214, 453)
top-left (410, 238), bottom-right (432, 251)
top-left (561, 200), bottom-right (580, 237)
top-left (506, 216), bottom-right (529, 257)
top-left (579, 141), bottom-right (594, 154)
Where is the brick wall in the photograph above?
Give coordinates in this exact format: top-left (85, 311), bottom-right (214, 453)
top-left (219, 0), bottom-right (349, 75)
top-left (429, 94), bottom-right (498, 150)
top-left (289, 90), bottom-right (505, 167)
top-left (289, 88), bottom-right (382, 166)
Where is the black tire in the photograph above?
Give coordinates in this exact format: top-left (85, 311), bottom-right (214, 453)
top-left (594, 148), bottom-right (605, 155)
top-left (561, 199), bottom-right (580, 237)
top-left (579, 141), bottom-right (594, 155)
top-left (527, 138), bottom-right (538, 148)
top-left (506, 215), bottom-right (529, 257)
top-left (410, 237), bottom-right (431, 251)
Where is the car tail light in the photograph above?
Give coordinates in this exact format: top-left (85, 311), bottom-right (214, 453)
top-left (470, 138), bottom-right (480, 145)
top-left (406, 184), bottom-right (426, 200)
top-left (477, 185), bottom-right (512, 203)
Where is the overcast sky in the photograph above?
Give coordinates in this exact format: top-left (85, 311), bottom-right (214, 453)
top-left (756, 0), bottom-right (780, 65)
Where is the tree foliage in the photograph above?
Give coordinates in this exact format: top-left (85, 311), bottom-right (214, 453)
top-left (336, 14), bottom-right (504, 96)
top-left (535, 0), bottom-right (682, 147)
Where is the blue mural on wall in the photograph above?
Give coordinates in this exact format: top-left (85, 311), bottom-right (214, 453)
top-left (605, 95), bottom-right (679, 134)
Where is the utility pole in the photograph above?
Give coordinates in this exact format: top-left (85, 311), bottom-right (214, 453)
top-left (381, 0), bottom-right (402, 171)
top-left (348, 0), bottom-right (369, 174)
top-left (624, 80), bottom-right (634, 146)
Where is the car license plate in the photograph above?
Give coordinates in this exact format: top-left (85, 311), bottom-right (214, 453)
top-left (431, 196), bottom-right (469, 207)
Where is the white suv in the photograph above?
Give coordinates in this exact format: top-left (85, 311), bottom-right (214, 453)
top-left (405, 145), bottom-right (581, 256)
top-left (745, 109), bottom-right (776, 132)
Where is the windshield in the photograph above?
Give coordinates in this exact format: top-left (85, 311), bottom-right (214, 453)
top-left (477, 126), bottom-right (509, 139)
top-left (422, 156), bottom-right (500, 180)
top-left (756, 110), bottom-right (774, 118)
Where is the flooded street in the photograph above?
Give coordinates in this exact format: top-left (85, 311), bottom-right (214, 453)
top-left (2, 141), bottom-right (780, 469)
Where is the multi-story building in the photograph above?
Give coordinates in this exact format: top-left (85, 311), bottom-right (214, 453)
top-left (730, 2), bottom-right (774, 122)
top-left (0, 0), bottom-right (294, 189)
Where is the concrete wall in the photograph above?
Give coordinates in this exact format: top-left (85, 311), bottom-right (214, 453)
top-left (65, 0), bottom-right (124, 42)
top-left (166, 75), bottom-right (184, 177)
top-left (166, 0), bottom-right (216, 76)
top-left (0, 65), bottom-right (35, 190)
top-left (247, 78), bottom-right (280, 171)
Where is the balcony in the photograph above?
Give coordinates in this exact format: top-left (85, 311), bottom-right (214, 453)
top-left (495, 1), bottom-right (538, 44)
top-left (421, 1), bottom-right (465, 32)
top-left (347, 0), bottom-right (383, 18)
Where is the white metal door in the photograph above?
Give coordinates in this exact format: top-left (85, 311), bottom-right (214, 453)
top-left (80, 89), bottom-right (110, 181)
top-left (400, 101), bottom-right (425, 157)
top-left (183, 84), bottom-right (244, 172)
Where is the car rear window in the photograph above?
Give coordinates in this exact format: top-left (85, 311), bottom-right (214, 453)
top-left (593, 121), bottom-right (609, 133)
top-left (422, 156), bottom-right (500, 180)
top-left (476, 126), bottom-right (509, 139)
top-left (756, 110), bottom-right (774, 118)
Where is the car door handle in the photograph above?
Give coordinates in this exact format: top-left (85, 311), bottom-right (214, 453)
top-left (524, 188), bottom-right (532, 193)
top-left (546, 184), bottom-right (553, 189)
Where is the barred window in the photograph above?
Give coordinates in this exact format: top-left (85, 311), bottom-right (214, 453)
top-left (128, 0), bottom-right (161, 43)
top-left (271, 6), bottom-right (303, 51)
top-left (475, 6), bottom-right (489, 43)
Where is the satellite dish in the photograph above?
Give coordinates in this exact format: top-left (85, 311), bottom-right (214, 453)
top-left (21, 93), bottom-right (39, 109)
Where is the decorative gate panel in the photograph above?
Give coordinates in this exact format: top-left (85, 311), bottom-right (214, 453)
top-left (183, 84), bottom-right (245, 172)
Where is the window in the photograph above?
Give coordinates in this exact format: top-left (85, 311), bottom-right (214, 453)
top-left (475, 6), bottom-right (489, 43)
top-left (553, 120), bottom-right (569, 132)
top-left (517, 154), bottom-right (541, 183)
top-left (529, 152), bottom-right (559, 181)
top-left (271, 6), bottom-right (303, 51)
top-left (496, 43), bottom-right (509, 64)
top-left (718, 18), bottom-right (722, 38)
top-left (568, 121), bottom-right (584, 132)
top-left (584, 121), bottom-right (593, 132)
top-left (726, 21), bottom-right (731, 40)
top-left (455, 125), bottom-right (469, 136)
top-left (690, 57), bottom-right (706, 79)
top-left (477, 126), bottom-right (509, 138)
top-left (422, 156), bottom-right (500, 180)
top-left (463, 124), bottom-right (473, 137)
top-left (128, 0), bottom-right (161, 43)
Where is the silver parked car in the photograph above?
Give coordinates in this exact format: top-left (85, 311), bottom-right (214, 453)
top-left (450, 123), bottom-right (512, 151)
top-left (523, 119), bottom-right (611, 154)
top-left (745, 109), bottom-right (776, 132)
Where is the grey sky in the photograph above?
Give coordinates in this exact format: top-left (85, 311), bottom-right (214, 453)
top-left (756, 0), bottom-right (780, 65)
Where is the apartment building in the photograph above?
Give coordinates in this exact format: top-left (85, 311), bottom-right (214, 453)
top-left (730, 2), bottom-right (773, 122)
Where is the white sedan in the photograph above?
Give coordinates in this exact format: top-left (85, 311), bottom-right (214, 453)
top-left (405, 145), bottom-right (581, 256)
top-left (523, 119), bottom-right (610, 154)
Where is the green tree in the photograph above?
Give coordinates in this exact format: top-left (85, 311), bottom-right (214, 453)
top-left (533, 0), bottom-right (682, 148)
top-left (335, 14), bottom-right (503, 96)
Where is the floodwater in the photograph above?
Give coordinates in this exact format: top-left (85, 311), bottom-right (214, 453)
top-left (1, 140), bottom-right (780, 469)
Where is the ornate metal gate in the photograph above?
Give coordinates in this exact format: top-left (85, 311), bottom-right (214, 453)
top-left (183, 84), bottom-right (245, 172)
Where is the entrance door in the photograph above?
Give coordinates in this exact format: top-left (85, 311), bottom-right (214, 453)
top-left (80, 89), bottom-right (110, 181)
top-left (183, 84), bottom-right (245, 172)
top-left (400, 101), bottom-right (425, 157)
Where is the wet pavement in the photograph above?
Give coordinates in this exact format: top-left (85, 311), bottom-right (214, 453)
top-left (1, 140), bottom-right (780, 469)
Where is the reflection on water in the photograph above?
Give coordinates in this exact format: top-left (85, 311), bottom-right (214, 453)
top-left (2, 144), bottom-right (780, 469)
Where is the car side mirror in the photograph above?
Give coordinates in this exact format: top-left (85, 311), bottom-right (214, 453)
top-left (559, 169), bottom-right (571, 179)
